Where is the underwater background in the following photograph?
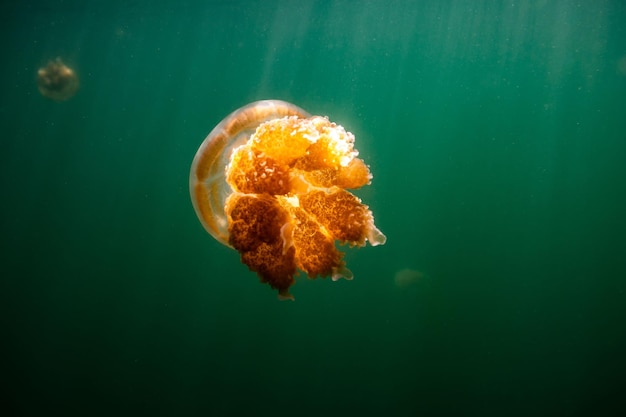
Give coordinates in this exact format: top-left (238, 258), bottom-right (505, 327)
top-left (2, 0), bottom-right (626, 416)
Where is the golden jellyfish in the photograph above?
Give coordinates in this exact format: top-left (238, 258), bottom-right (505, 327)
top-left (36, 58), bottom-right (79, 101)
top-left (190, 100), bottom-right (386, 300)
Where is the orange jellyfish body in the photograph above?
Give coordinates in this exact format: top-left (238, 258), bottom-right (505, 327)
top-left (190, 100), bottom-right (386, 300)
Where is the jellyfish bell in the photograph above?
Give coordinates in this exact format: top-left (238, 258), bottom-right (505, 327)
top-left (190, 100), bottom-right (386, 300)
top-left (190, 100), bottom-right (310, 246)
top-left (36, 57), bottom-right (79, 101)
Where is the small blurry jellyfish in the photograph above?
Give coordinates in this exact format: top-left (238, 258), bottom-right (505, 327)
top-left (36, 58), bottom-right (79, 101)
top-left (190, 100), bottom-right (386, 300)
top-left (394, 268), bottom-right (424, 288)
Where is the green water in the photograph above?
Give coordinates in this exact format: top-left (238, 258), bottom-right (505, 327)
top-left (2, 1), bottom-right (626, 416)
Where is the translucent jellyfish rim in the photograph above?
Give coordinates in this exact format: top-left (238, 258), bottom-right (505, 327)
top-left (189, 100), bottom-right (310, 247)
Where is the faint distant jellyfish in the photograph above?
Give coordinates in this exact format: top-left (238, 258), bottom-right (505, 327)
top-left (189, 100), bottom-right (386, 300)
top-left (394, 268), bottom-right (424, 288)
top-left (37, 58), bottom-right (79, 101)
